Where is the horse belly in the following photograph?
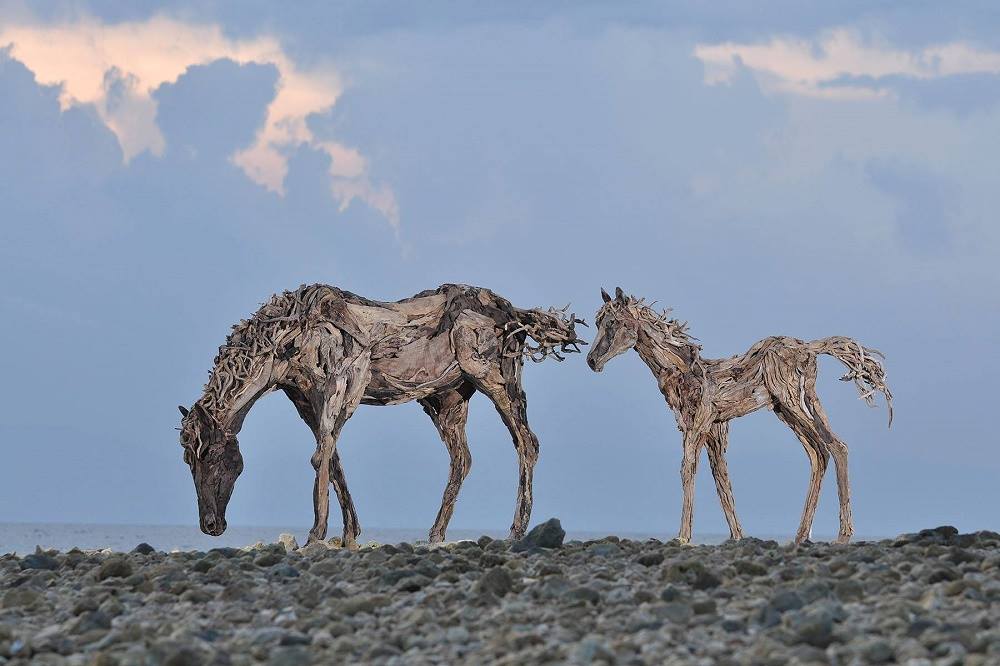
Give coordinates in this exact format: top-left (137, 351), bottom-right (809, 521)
top-left (363, 335), bottom-right (463, 405)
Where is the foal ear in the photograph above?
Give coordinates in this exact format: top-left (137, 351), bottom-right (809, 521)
top-left (614, 286), bottom-right (625, 302)
top-left (178, 405), bottom-right (189, 417)
top-left (600, 288), bottom-right (611, 303)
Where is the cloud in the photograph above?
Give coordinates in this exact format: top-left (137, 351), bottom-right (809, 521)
top-left (694, 29), bottom-right (1000, 101)
top-left (0, 14), bottom-right (398, 229)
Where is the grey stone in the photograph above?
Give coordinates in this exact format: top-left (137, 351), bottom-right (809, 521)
top-left (637, 551), bottom-right (665, 567)
top-left (860, 638), bottom-right (894, 663)
top-left (586, 543), bottom-right (621, 558)
top-left (277, 534), bottom-right (299, 553)
top-left (131, 543), bottom-right (155, 555)
top-left (653, 602), bottom-right (693, 624)
top-left (564, 586), bottom-right (601, 605)
top-left (786, 607), bottom-right (836, 648)
top-left (511, 518), bottom-right (565, 551)
top-left (477, 567), bottom-right (514, 597)
top-left (20, 552), bottom-right (58, 571)
top-left (97, 557), bottom-right (133, 580)
top-left (574, 637), bottom-right (616, 664)
top-left (769, 589), bottom-right (804, 613)
top-left (3, 588), bottom-right (41, 608)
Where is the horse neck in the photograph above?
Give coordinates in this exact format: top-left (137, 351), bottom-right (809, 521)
top-left (199, 353), bottom-right (281, 434)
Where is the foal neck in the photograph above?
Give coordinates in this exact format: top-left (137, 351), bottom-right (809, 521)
top-left (634, 318), bottom-right (701, 378)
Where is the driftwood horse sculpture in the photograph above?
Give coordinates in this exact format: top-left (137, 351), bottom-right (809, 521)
top-left (587, 288), bottom-right (892, 545)
top-left (179, 283), bottom-right (585, 546)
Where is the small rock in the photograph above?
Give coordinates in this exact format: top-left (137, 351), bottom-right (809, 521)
top-left (860, 638), bottom-right (894, 663)
top-left (564, 586), bottom-right (601, 605)
top-left (97, 557), bottom-right (133, 580)
top-left (692, 599), bottom-right (717, 615)
top-left (574, 637), bottom-right (616, 664)
top-left (3, 587), bottom-right (41, 608)
top-left (770, 589), bottom-right (804, 613)
top-left (733, 559), bottom-right (767, 576)
top-left (655, 602), bottom-right (693, 624)
top-left (834, 578), bottom-right (864, 602)
top-left (339, 594), bottom-right (390, 616)
top-left (785, 607), bottom-right (835, 648)
top-left (511, 518), bottom-right (565, 551)
top-left (278, 534), bottom-right (299, 553)
top-left (20, 551), bottom-right (58, 571)
top-left (132, 543), bottom-right (155, 555)
top-left (477, 567), bottom-right (514, 597)
top-left (255, 551), bottom-right (284, 567)
top-left (659, 585), bottom-right (686, 602)
top-left (586, 543), bottom-right (621, 558)
top-left (637, 552), bottom-right (665, 567)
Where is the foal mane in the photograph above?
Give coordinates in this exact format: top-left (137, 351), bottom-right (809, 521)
top-left (601, 296), bottom-right (701, 355)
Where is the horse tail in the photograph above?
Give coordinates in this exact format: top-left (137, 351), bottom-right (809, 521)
top-left (815, 336), bottom-right (893, 428)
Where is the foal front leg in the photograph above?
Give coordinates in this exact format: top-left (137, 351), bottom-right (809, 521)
top-left (705, 423), bottom-right (744, 540)
top-left (677, 429), bottom-right (703, 544)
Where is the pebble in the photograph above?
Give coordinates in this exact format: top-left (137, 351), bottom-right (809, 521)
top-left (1, 523), bottom-right (998, 663)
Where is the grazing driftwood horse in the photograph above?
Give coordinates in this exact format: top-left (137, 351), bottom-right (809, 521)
top-left (179, 283), bottom-right (585, 546)
top-left (587, 288), bottom-right (892, 545)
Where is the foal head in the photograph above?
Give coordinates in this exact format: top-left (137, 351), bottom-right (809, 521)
top-left (178, 404), bottom-right (244, 536)
top-left (587, 287), bottom-right (641, 371)
top-left (588, 287), bottom-right (696, 371)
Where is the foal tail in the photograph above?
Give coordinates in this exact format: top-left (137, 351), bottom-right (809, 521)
top-left (815, 336), bottom-right (894, 427)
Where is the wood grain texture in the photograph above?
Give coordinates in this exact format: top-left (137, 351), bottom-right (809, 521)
top-left (587, 287), bottom-right (892, 545)
top-left (179, 284), bottom-right (586, 545)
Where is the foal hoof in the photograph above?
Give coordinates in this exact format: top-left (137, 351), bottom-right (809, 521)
top-left (834, 534), bottom-right (852, 545)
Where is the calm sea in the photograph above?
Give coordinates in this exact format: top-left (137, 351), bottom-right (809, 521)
top-left (0, 522), bottom-right (746, 555)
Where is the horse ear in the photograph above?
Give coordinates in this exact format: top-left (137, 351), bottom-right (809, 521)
top-left (615, 287), bottom-right (625, 302)
top-left (178, 405), bottom-right (189, 417)
top-left (600, 288), bottom-right (611, 303)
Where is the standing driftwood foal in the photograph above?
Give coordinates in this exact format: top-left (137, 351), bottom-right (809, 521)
top-left (587, 288), bottom-right (892, 545)
top-left (179, 283), bottom-right (585, 546)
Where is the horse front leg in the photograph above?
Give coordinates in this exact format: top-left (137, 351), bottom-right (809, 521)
top-left (307, 356), bottom-right (370, 546)
top-left (420, 387), bottom-right (474, 543)
top-left (470, 373), bottom-right (538, 541)
top-left (328, 449), bottom-right (361, 548)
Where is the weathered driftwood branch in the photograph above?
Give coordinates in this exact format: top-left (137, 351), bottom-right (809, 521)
top-left (587, 287), bottom-right (892, 545)
top-left (179, 283), bottom-right (585, 545)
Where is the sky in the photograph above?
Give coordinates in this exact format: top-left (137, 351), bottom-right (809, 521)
top-left (2, 1), bottom-right (999, 540)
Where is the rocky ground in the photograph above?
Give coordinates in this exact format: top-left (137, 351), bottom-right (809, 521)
top-left (2, 521), bottom-right (1000, 665)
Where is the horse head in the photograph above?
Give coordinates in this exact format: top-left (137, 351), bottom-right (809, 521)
top-left (507, 304), bottom-right (588, 362)
top-left (178, 403), bottom-right (244, 536)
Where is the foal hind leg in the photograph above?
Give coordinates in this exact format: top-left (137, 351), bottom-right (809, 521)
top-left (773, 404), bottom-right (830, 545)
top-left (420, 385), bottom-right (474, 543)
top-left (805, 389), bottom-right (854, 543)
top-left (705, 423), bottom-right (744, 540)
